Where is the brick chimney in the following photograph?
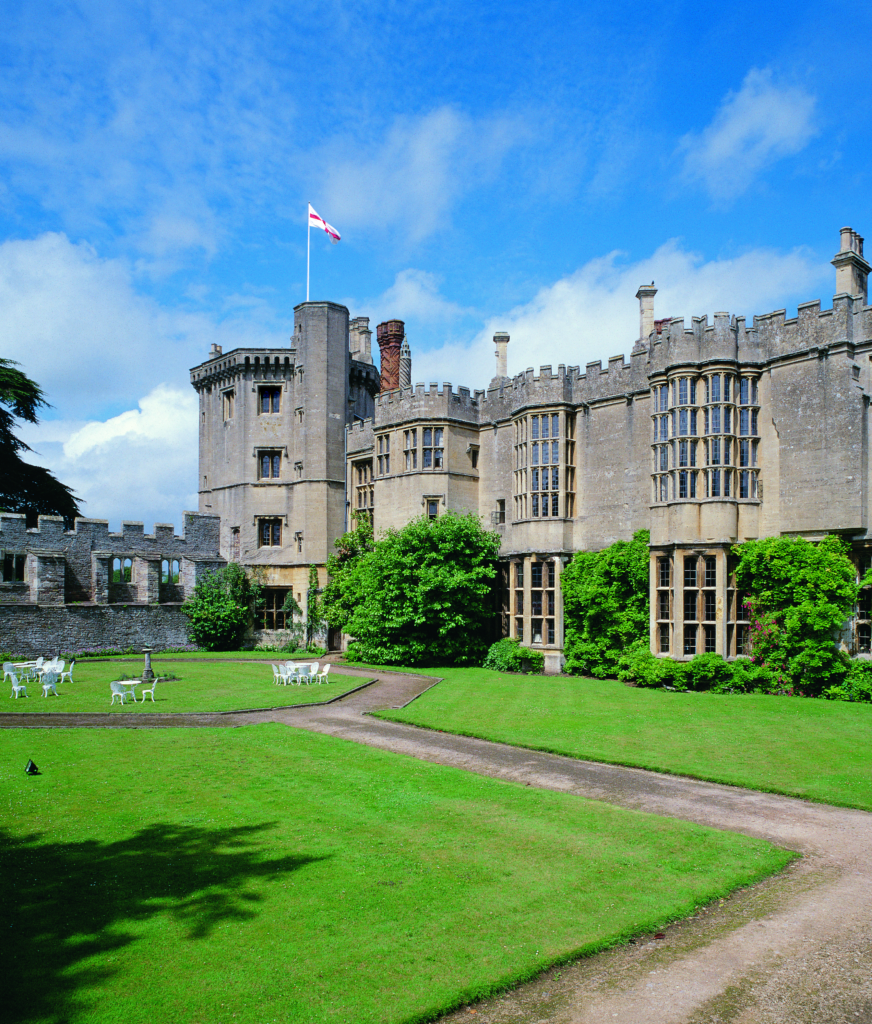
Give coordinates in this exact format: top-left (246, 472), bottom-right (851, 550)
top-left (377, 320), bottom-right (404, 391)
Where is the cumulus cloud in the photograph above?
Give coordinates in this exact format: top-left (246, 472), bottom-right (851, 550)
top-left (318, 106), bottom-right (532, 242)
top-left (19, 384), bottom-right (199, 530)
top-left (355, 268), bottom-right (471, 326)
top-left (411, 240), bottom-right (831, 389)
top-left (680, 68), bottom-right (817, 200)
top-left (0, 232), bottom-right (286, 420)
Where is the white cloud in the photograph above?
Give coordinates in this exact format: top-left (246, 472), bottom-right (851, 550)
top-left (318, 106), bottom-right (532, 242)
top-left (0, 232), bottom-right (286, 419)
top-left (20, 384), bottom-right (199, 530)
top-left (680, 68), bottom-right (817, 200)
top-left (355, 269), bottom-right (471, 327)
top-left (411, 240), bottom-right (831, 389)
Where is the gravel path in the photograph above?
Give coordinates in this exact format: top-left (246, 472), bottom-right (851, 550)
top-left (4, 667), bottom-right (871, 1023)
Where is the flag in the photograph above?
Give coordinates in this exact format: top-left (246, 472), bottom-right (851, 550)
top-left (308, 203), bottom-right (340, 244)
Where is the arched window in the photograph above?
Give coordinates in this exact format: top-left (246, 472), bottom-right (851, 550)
top-left (122, 558), bottom-right (132, 583)
top-left (171, 560), bottom-right (180, 584)
top-left (161, 559), bottom-right (170, 584)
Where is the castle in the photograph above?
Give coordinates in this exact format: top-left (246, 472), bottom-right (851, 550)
top-left (3, 227), bottom-right (872, 666)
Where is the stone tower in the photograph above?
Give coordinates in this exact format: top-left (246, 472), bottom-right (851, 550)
top-left (189, 301), bottom-right (379, 599)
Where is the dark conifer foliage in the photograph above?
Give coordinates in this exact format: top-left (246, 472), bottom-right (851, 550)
top-left (0, 357), bottom-right (81, 525)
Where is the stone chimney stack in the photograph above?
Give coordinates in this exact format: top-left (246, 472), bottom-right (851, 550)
top-left (493, 332), bottom-right (510, 379)
top-left (636, 283), bottom-right (657, 344)
top-left (377, 319), bottom-right (404, 391)
top-left (832, 226), bottom-right (870, 303)
top-left (209, 343), bottom-right (222, 358)
top-left (348, 317), bottom-right (373, 364)
top-left (399, 336), bottom-right (412, 389)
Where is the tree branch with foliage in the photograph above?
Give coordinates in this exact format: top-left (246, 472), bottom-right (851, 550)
top-left (0, 357), bottom-right (81, 524)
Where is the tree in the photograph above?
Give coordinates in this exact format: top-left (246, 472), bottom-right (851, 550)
top-left (323, 512), bottom-right (375, 633)
top-left (0, 358), bottom-right (81, 524)
top-left (305, 564), bottom-right (326, 649)
top-left (562, 530), bottom-right (650, 678)
top-left (181, 563), bottom-right (261, 651)
top-left (323, 511), bottom-right (501, 666)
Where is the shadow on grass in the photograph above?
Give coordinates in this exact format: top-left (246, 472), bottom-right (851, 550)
top-left (0, 822), bottom-right (327, 1024)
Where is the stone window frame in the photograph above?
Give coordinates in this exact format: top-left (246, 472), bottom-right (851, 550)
top-left (651, 370), bottom-right (761, 505)
top-left (512, 409), bottom-right (575, 521)
top-left (377, 433), bottom-right (391, 476)
top-left (1, 552), bottom-right (26, 583)
top-left (257, 518), bottom-right (283, 547)
top-left (160, 559), bottom-right (181, 585)
top-left (222, 388), bottom-right (235, 421)
top-left (403, 428), bottom-right (418, 471)
top-left (257, 449), bottom-right (283, 480)
top-left (258, 386), bottom-right (282, 414)
top-left (353, 458), bottom-right (374, 517)
top-left (422, 425), bottom-right (444, 470)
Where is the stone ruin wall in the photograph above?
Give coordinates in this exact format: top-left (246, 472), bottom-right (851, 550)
top-left (0, 512), bottom-right (225, 656)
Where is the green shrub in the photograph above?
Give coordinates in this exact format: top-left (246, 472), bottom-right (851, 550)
top-left (482, 638), bottom-right (545, 674)
top-left (562, 530), bottom-right (650, 678)
top-left (734, 535), bottom-right (859, 695)
top-left (823, 659), bottom-right (872, 702)
top-left (324, 511), bottom-right (501, 667)
top-left (181, 563), bottom-right (261, 652)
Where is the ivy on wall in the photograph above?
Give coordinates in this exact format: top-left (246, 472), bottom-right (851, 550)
top-left (562, 530), bottom-right (650, 678)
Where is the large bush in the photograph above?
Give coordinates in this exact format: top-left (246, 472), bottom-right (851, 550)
top-left (324, 511), bottom-right (501, 666)
top-left (562, 530), bottom-right (650, 677)
top-left (181, 563), bottom-right (260, 651)
top-left (734, 534), bottom-right (861, 695)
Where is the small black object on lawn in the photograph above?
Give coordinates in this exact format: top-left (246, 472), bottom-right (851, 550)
top-left (25, 759), bottom-right (40, 775)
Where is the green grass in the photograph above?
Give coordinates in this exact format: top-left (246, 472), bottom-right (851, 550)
top-left (4, 659), bottom-right (363, 713)
top-left (1, 725), bottom-right (792, 1024)
top-left (376, 668), bottom-right (872, 811)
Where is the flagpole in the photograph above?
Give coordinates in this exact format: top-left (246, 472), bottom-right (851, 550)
top-left (306, 203), bottom-right (311, 302)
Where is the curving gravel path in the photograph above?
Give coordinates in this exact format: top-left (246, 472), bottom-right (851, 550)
top-left (4, 667), bottom-right (871, 1023)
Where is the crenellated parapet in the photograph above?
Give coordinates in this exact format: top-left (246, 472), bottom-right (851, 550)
top-left (0, 512), bottom-right (223, 606)
top-left (643, 295), bottom-right (872, 376)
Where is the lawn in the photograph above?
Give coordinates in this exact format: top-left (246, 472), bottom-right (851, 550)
top-left (4, 659), bottom-right (364, 713)
top-left (376, 668), bottom-right (872, 811)
top-left (0, 725), bottom-right (792, 1024)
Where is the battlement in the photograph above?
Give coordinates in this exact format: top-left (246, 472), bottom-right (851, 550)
top-left (0, 512), bottom-right (221, 552)
top-left (644, 294), bottom-right (872, 373)
top-left (372, 381), bottom-right (482, 425)
top-left (190, 348), bottom-right (297, 388)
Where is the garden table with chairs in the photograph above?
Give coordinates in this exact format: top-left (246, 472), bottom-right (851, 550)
top-left (272, 661), bottom-right (330, 685)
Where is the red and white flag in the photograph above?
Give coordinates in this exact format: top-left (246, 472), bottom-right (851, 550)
top-left (308, 203), bottom-right (340, 244)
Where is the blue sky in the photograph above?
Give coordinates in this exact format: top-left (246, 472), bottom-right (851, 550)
top-left (4, 0), bottom-right (871, 526)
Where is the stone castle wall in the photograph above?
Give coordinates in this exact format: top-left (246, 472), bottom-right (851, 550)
top-left (0, 512), bottom-right (224, 655)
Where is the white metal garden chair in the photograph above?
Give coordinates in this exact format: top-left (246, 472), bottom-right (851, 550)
top-left (41, 672), bottom-right (60, 697)
top-left (110, 681), bottom-right (132, 705)
top-left (9, 671), bottom-right (27, 698)
top-left (140, 678), bottom-right (158, 702)
top-left (271, 664), bottom-right (282, 684)
top-left (60, 660), bottom-right (75, 684)
top-left (315, 664), bottom-right (331, 685)
top-left (3, 662), bottom-right (14, 685)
